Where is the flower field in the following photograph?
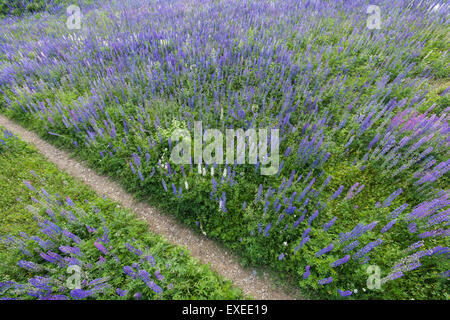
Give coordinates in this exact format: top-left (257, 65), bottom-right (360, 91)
top-left (0, 0), bottom-right (449, 299)
top-left (0, 127), bottom-right (245, 300)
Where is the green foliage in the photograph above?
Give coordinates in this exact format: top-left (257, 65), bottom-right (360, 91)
top-left (0, 0), bottom-right (53, 17)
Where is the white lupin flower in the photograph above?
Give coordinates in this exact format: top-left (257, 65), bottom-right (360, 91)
top-left (354, 289), bottom-right (358, 293)
top-left (211, 48), bottom-right (217, 62)
top-left (430, 4), bottom-right (440, 13)
top-left (198, 162), bottom-right (202, 174)
top-left (199, 224), bottom-right (206, 236)
top-left (223, 168), bottom-right (227, 177)
top-left (211, 166), bottom-right (215, 176)
top-left (159, 39), bottom-right (170, 47)
top-left (219, 200), bottom-right (224, 215)
top-left (184, 180), bottom-right (189, 190)
top-left (202, 167), bottom-right (206, 176)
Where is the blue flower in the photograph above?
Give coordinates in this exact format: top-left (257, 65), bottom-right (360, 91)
top-left (17, 260), bottom-right (41, 272)
top-left (318, 277), bottom-right (333, 285)
top-left (331, 255), bottom-right (350, 268)
top-left (302, 266), bottom-right (310, 279)
top-left (116, 288), bottom-right (127, 297)
top-left (70, 289), bottom-right (92, 300)
top-left (123, 266), bottom-right (138, 279)
top-left (263, 223), bottom-right (271, 237)
top-left (315, 243), bottom-right (334, 257)
top-left (23, 180), bottom-right (36, 192)
top-left (337, 289), bottom-right (352, 297)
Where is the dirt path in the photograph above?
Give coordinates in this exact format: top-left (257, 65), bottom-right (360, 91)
top-left (0, 114), bottom-right (297, 300)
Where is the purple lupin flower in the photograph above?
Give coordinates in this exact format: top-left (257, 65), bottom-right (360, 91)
top-left (330, 255), bottom-right (350, 268)
top-left (66, 197), bottom-right (75, 206)
top-left (70, 289), bottom-right (92, 300)
top-left (330, 185), bottom-right (344, 200)
top-left (318, 277), bottom-right (333, 285)
top-left (138, 170), bottom-right (144, 181)
top-left (59, 246), bottom-right (82, 256)
top-left (62, 230), bottom-right (81, 244)
top-left (323, 216), bottom-right (337, 232)
top-left (155, 270), bottom-right (164, 281)
top-left (86, 225), bottom-right (97, 233)
top-left (380, 219), bottom-right (397, 234)
top-left (23, 180), bottom-right (36, 192)
top-left (315, 243), bottom-right (334, 257)
top-left (302, 265), bottom-right (311, 279)
top-left (125, 243), bottom-right (143, 256)
top-left (116, 288), bottom-right (127, 297)
top-left (307, 210), bottom-right (319, 226)
top-left (94, 241), bottom-right (108, 255)
top-left (123, 266), bottom-right (138, 279)
top-left (337, 289), bottom-right (352, 297)
top-left (263, 223), bottom-right (272, 237)
top-left (17, 260), bottom-right (42, 272)
top-left (42, 295), bottom-right (68, 300)
top-left (172, 183), bottom-right (177, 196)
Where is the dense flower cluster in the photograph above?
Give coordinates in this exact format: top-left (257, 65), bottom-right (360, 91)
top-left (0, 179), bottom-right (169, 299)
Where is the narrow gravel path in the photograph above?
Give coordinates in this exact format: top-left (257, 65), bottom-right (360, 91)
top-left (0, 114), bottom-right (296, 300)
